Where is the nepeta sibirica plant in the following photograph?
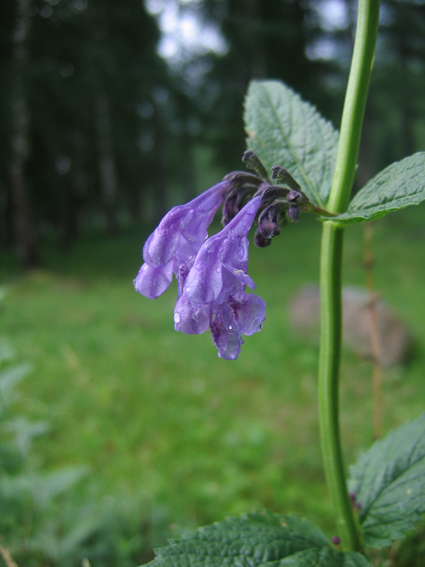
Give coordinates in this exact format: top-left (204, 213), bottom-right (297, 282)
top-left (135, 0), bottom-right (425, 564)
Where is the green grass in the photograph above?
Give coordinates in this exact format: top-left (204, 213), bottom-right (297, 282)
top-left (1, 207), bottom-right (425, 538)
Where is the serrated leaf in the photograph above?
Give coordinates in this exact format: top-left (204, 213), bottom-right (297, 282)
top-left (145, 511), bottom-right (368, 567)
top-left (258, 547), bottom-right (370, 566)
top-left (244, 81), bottom-right (339, 208)
top-left (349, 412), bottom-right (425, 548)
top-left (331, 153), bottom-right (425, 225)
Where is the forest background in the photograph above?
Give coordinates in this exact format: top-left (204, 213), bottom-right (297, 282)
top-left (1, 1), bottom-right (425, 566)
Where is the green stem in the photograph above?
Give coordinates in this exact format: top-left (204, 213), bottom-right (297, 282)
top-left (318, 0), bottom-right (380, 552)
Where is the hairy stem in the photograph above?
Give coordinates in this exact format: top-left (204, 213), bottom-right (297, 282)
top-left (318, 0), bottom-right (380, 551)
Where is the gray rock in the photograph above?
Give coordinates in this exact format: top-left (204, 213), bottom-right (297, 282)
top-left (289, 285), bottom-right (416, 366)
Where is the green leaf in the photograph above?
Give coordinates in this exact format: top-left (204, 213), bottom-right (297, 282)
top-left (244, 80), bottom-right (339, 208)
top-left (258, 547), bottom-right (370, 566)
top-left (349, 412), bottom-right (425, 548)
top-left (330, 153), bottom-right (425, 225)
top-left (145, 512), bottom-right (371, 567)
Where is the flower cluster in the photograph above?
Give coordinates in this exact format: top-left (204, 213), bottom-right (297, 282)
top-left (135, 152), bottom-right (317, 359)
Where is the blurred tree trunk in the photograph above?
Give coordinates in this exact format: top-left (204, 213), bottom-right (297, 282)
top-left (399, 42), bottom-right (415, 158)
top-left (96, 90), bottom-right (118, 234)
top-left (60, 176), bottom-right (78, 251)
top-left (10, 0), bottom-right (39, 267)
top-left (128, 184), bottom-right (142, 225)
top-left (0, 183), bottom-right (10, 246)
top-left (152, 101), bottom-right (167, 222)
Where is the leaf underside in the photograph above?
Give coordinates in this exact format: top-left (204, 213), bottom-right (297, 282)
top-left (349, 412), bottom-right (425, 548)
top-left (331, 152), bottom-right (425, 225)
top-left (244, 80), bottom-right (339, 209)
top-left (145, 512), bottom-right (370, 567)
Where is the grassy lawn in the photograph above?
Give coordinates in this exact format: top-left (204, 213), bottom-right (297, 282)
top-left (1, 206), bottom-right (425, 539)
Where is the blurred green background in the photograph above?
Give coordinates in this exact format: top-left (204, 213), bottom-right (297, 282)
top-left (1, 1), bottom-right (425, 566)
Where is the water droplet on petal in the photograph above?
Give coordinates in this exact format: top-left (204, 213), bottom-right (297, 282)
top-left (174, 312), bottom-right (181, 323)
top-left (216, 266), bottom-right (222, 273)
top-left (229, 325), bottom-right (232, 330)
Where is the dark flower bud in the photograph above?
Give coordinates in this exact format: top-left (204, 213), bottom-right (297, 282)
top-left (287, 204), bottom-right (300, 222)
top-left (271, 166), bottom-right (301, 191)
top-left (349, 492), bottom-right (356, 506)
top-left (260, 185), bottom-right (289, 204)
top-left (287, 189), bottom-right (303, 203)
top-left (254, 227), bottom-right (272, 248)
top-left (242, 150), bottom-right (269, 180)
top-left (259, 217), bottom-right (280, 239)
top-left (223, 171), bottom-right (263, 188)
top-left (270, 165), bottom-right (285, 180)
top-left (222, 193), bottom-right (240, 226)
top-left (221, 173), bottom-right (263, 226)
top-left (258, 204), bottom-right (281, 239)
top-left (331, 536), bottom-right (340, 546)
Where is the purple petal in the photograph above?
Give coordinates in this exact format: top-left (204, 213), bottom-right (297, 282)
top-left (174, 294), bottom-right (211, 334)
top-left (184, 241), bottom-right (224, 304)
top-left (189, 179), bottom-right (231, 215)
top-left (185, 196), bottom-right (262, 305)
top-left (229, 292), bottom-right (266, 336)
top-left (210, 305), bottom-right (244, 360)
top-left (225, 196), bottom-right (262, 237)
top-left (213, 264), bottom-right (244, 306)
top-left (143, 208), bottom-right (189, 267)
top-left (143, 180), bottom-right (230, 268)
top-left (134, 261), bottom-right (173, 299)
top-left (223, 264), bottom-right (256, 289)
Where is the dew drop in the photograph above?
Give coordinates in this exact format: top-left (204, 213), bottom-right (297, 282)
top-left (174, 312), bottom-right (181, 323)
top-left (216, 266), bottom-right (222, 273)
top-left (229, 325), bottom-right (232, 330)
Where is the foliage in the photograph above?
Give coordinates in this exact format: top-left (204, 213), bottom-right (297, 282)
top-left (0, 332), bottom-right (170, 567)
top-left (332, 153), bottom-right (425, 225)
top-left (244, 81), bottom-right (339, 208)
top-left (146, 512), bottom-right (370, 567)
top-left (392, 522), bottom-right (425, 567)
top-left (349, 413), bottom-right (425, 548)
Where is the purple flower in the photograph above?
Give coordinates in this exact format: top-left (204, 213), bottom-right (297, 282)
top-left (175, 196), bottom-right (266, 360)
top-left (134, 180), bottom-right (231, 299)
top-left (134, 180), bottom-right (267, 360)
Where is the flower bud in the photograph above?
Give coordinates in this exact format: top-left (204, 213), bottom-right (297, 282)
top-left (242, 150), bottom-right (269, 180)
top-left (258, 204), bottom-right (281, 239)
top-left (287, 189), bottom-right (302, 203)
top-left (222, 193), bottom-right (240, 225)
top-left (271, 166), bottom-right (301, 191)
top-left (287, 204), bottom-right (300, 222)
top-left (254, 227), bottom-right (272, 248)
